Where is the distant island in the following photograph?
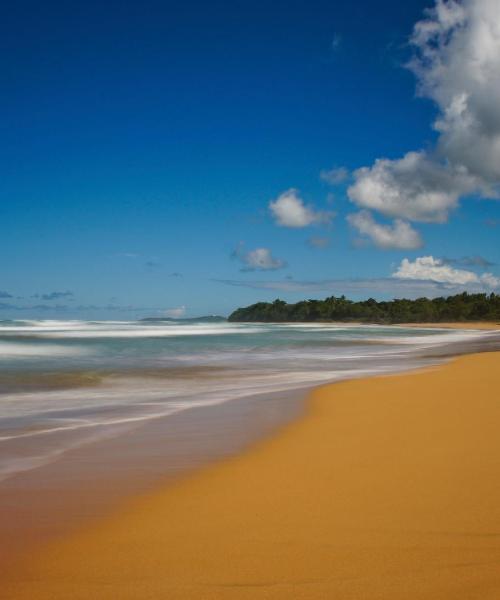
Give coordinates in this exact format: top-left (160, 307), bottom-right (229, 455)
top-left (228, 292), bottom-right (500, 324)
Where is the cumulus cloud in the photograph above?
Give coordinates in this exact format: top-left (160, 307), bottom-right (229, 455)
top-left (236, 247), bottom-right (287, 271)
top-left (269, 189), bottom-right (334, 228)
top-left (393, 255), bottom-right (500, 288)
top-left (409, 0), bottom-right (500, 187)
top-left (348, 151), bottom-right (475, 223)
top-left (348, 0), bottom-right (500, 225)
top-left (163, 305), bottom-right (186, 318)
top-left (480, 272), bottom-right (500, 288)
top-left (347, 210), bottom-right (423, 249)
top-left (320, 166), bottom-right (349, 185)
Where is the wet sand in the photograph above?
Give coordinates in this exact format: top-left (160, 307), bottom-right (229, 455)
top-left (0, 387), bottom-right (304, 571)
top-left (3, 351), bottom-right (500, 599)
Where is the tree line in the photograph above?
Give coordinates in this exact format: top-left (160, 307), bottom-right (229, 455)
top-left (228, 292), bottom-right (500, 323)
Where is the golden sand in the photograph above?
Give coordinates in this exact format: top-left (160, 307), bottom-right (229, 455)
top-left (3, 352), bottom-right (500, 599)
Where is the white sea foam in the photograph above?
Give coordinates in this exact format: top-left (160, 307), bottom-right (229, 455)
top-left (0, 320), bottom-right (266, 338)
top-left (0, 341), bottom-right (89, 358)
top-left (0, 366), bottom-right (389, 444)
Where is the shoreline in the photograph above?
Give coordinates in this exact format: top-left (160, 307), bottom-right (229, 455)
top-left (3, 322), bottom-right (497, 568)
top-left (3, 349), bottom-right (500, 598)
top-left (227, 321), bottom-right (500, 329)
top-left (5, 322), bottom-right (489, 563)
top-left (398, 321), bottom-right (500, 330)
top-left (0, 386), bottom-right (306, 571)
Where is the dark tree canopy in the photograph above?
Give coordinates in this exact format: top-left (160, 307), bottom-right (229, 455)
top-left (228, 293), bottom-right (500, 324)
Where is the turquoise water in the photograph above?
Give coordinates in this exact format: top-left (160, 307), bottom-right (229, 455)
top-left (0, 319), bottom-right (495, 481)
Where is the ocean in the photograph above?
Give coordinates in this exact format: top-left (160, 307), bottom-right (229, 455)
top-left (1, 319), bottom-right (498, 483)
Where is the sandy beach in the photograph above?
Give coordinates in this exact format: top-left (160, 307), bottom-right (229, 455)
top-left (3, 349), bottom-right (500, 599)
top-left (4, 0), bottom-right (500, 595)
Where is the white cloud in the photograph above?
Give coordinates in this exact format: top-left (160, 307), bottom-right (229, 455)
top-left (163, 305), bottom-right (186, 318)
top-left (320, 166), bottom-right (349, 185)
top-left (269, 189), bottom-right (334, 228)
top-left (348, 0), bottom-right (500, 225)
top-left (409, 0), bottom-right (500, 188)
top-left (347, 210), bottom-right (423, 249)
top-left (392, 255), bottom-right (500, 288)
top-left (478, 272), bottom-right (500, 288)
top-left (238, 247), bottom-right (286, 271)
top-left (393, 256), bottom-right (477, 284)
top-left (348, 151), bottom-right (475, 223)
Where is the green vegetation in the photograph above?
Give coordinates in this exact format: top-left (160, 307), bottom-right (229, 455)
top-left (228, 293), bottom-right (500, 324)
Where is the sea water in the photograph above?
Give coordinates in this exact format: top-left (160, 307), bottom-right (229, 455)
top-left (0, 319), bottom-right (498, 482)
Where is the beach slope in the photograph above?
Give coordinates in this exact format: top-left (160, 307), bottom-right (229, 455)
top-left (4, 352), bottom-right (500, 599)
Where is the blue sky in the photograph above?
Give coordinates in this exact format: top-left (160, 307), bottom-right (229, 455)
top-left (1, 0), bottom-right (500, 318)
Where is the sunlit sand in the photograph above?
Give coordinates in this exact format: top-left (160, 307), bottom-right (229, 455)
top-left (4, 351), bottom-right (500, 599)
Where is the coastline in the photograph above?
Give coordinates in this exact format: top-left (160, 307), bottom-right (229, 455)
top-left (399, 321), bottom-right (500, 330)
top-left (4, 321), bottom-right (491, 567)
top-left (4, 349), bottom-right (500, 599)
